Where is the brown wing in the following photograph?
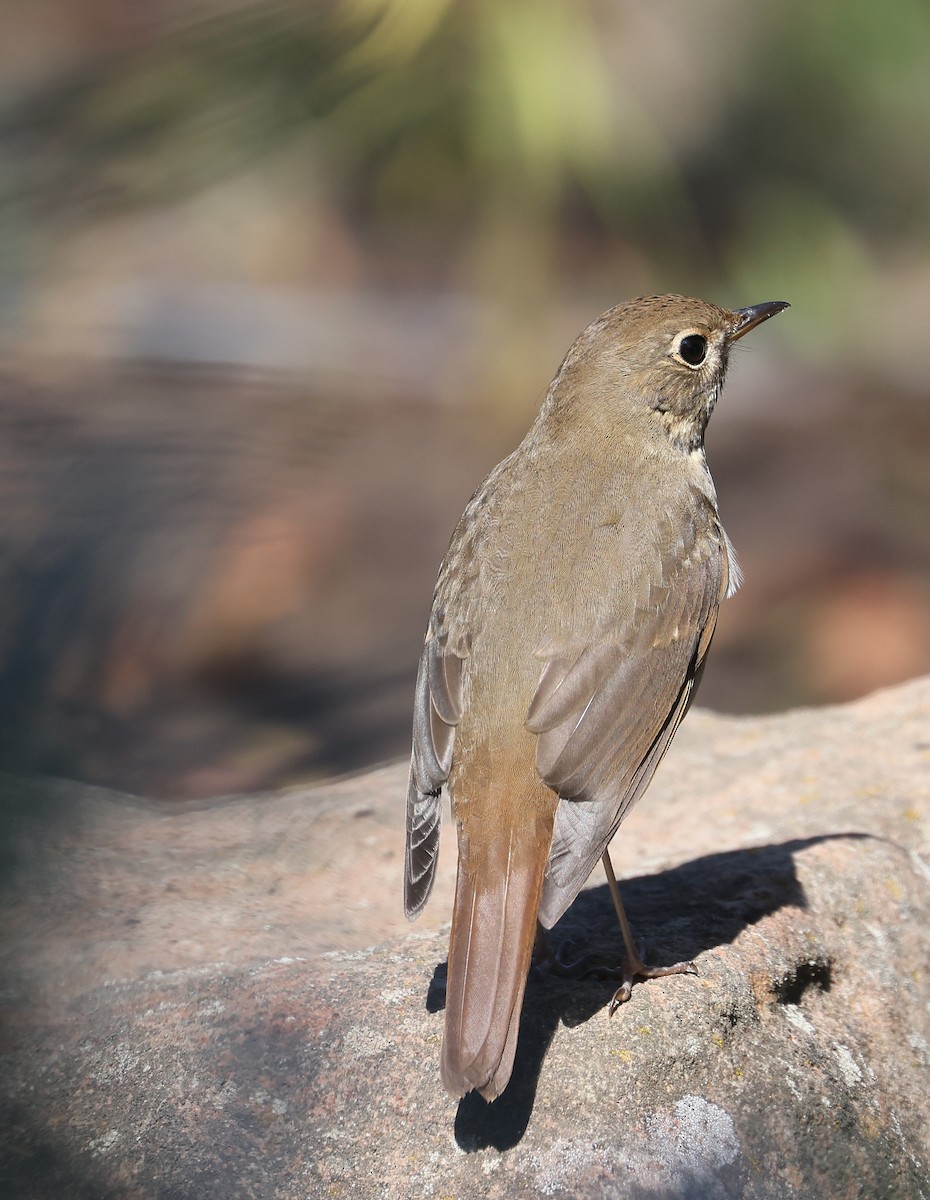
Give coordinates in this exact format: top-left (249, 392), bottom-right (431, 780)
top-left (530, 520), bottom-right (728, 929)
top-left (404, 634), bottom-right (463, 918)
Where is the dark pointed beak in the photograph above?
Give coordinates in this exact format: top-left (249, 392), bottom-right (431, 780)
top-left (729, 300), bottom-right (790, 342)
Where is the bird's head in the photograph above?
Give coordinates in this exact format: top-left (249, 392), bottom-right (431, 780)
top-left (544, 294), bottom-right (789, 452)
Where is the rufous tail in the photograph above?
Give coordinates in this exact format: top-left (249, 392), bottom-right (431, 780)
top-left (441, 809), bottom-right (553, 1101)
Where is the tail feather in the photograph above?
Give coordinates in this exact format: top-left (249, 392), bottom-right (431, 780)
top-left (441, 813), bottom-right (552, 1100)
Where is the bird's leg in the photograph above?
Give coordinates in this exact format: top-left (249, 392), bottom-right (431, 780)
top-left (601, 847), bottom-right (697, 1015)
top-left (539, 851), bottom-right (697, 1003)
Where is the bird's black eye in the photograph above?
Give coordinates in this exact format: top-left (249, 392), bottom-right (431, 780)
top-left (677, 334), bottom-right (707, 366)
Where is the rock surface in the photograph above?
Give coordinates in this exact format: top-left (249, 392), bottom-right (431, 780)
top-left (1, 679), bottom-right (929, 1198)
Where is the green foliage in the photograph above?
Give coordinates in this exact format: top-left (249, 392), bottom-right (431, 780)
top-left (0, 0), bottom-right (928, 355)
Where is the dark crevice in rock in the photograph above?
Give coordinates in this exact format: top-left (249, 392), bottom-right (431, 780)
top-left (774, 958), bottom-right (833, 1005)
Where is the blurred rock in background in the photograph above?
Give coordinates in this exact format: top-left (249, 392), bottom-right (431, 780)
top-left (0, 0), bottom-right (928, 798)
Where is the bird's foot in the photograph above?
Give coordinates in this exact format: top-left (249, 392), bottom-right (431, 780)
top-left (606, 945), bottom-right (697, 1016)
top-left (544, 938), bottom-right (616, 979)
top-left (542, 937), bottom-right (696, 1013)
top-left (532, 929), bottom-right (612, 978)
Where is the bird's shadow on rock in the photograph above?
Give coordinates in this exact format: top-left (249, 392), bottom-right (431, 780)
top-left (429, 832), bottom-right (866, 1151)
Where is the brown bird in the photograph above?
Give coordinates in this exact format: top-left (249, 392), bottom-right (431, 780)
top-left (405, 293), bottom-right (788, 1101)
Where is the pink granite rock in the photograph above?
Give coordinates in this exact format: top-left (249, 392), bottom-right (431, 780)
top-left (1, 678), bottom-right (929, 1197)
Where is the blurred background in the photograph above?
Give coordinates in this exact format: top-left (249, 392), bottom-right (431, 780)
top-left (0, 0), bottom-right (928, 800)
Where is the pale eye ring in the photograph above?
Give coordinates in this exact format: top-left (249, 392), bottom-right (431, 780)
top-left (676, 333), bottom-right (707, 367)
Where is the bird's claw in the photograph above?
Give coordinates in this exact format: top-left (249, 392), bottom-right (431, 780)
top-left (608, 952), bottom-right (698, 1015)
top-left (539, 934), bottom-right (697, 1013)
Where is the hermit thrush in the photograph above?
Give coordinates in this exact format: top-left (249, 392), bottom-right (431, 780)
top-left (405, 294), bottom-right (788, 1100)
